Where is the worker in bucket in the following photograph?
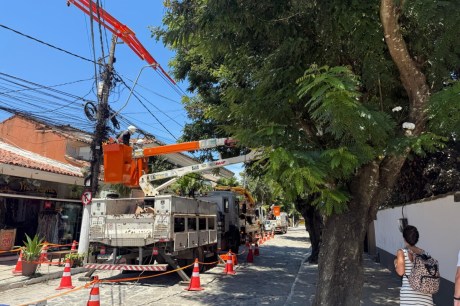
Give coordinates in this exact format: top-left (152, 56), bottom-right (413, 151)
top-left (117, 125), bottom-right (137, 145)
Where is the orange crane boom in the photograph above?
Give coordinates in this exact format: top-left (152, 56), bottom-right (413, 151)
top-left (67, 0), bottom-right (175, 85)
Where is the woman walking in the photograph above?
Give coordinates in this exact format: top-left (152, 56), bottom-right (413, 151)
top-left (394, 225), bottom-right (434, 305)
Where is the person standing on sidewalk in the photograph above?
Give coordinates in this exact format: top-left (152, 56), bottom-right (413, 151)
top-left (455, 250), bottom-right (460, 306)
top-left (394, 225), bottom-right (433, 305)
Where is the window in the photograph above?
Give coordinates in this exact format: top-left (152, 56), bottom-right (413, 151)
top-left (174, 217), bottom-right (185, 232)
top-left (188, 217), bottom-right (197, 231)
top-left (199, 218), bottom-right (206, 230)
top-left (208, 218), bottom-right (215, 230)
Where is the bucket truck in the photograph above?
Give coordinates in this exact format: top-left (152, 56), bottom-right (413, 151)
top-left (83, 138), bottom-right (259, 281)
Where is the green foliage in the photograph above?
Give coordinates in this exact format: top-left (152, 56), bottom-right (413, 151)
top-left (389, 132), bottom-right (448, 157)
top-left (427, 81), bottom-right (460, 136)
top-left (65, 253), bottom-right (85, 267)
top-left (171, 173), bottom-right (211, 196)
top-left (297, 65), bottom-right (395, 149)
top-left (216, 176), bottom-right (239, 187)
top-left (312, 188), bottom-right (350, 216)
top-left (321, 147), bottom-right (359, 176)
top-left (155, 0), bottom-right (459, 216)
top-left (103, 184), bottom-right (131, 197)
top-left (21, 234), bottom-right (43, 262)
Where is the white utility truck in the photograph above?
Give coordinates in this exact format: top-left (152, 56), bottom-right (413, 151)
top-left (82, 138), bottom-right (259, 281)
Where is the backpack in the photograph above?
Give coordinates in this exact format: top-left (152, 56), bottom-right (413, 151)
top-left (405, 250), bottom-right (440, 294)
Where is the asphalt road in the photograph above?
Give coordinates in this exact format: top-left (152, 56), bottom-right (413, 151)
top-left (0, 227), bottom-right (311, 306)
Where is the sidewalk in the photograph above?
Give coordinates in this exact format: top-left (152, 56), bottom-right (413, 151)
top-left (286, 252), bottom-right (401, 305)
top-left (0, 249), bottom-right (401, 306)
top-left (0, 257), bottom-right (87, 292)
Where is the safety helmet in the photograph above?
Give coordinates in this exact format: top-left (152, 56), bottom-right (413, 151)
top-left (127, 125), bottom-right (137, 134)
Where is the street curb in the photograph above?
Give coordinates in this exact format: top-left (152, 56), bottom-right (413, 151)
top-left (0, 267), bottom-right (88, 291)
top-left (284, 253), bottom-right (311, 306)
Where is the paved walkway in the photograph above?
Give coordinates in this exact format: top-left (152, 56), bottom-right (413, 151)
top-left (0, 257), bottom-right (87, 292)
top-left (0, 228), bottom-right (400, 306)
top-left (287, 253), bottom-right (401, 305)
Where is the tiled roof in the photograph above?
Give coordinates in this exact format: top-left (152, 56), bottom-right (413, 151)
top-left (0, 141), bottom-right (83, 177)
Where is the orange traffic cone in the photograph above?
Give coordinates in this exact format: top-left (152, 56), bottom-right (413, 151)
top-left (254, 243), bottom-right (260, 256)
top-left (12, 250), bottom-right (23, 275)
top-left (56, 259), bottom-right (75, 290)
top-left (87, 276), bottom-right (100, 306)
top-left (223, 250), bottom-right (236, 275)
top-left (246, 245), bottom-right (254, 263)
top-left (39, 243), bottom-right (49, 263)
top-left (186, 258), bottom-right (204, 291)
top-left (71, 240), bottom-right (78, 251)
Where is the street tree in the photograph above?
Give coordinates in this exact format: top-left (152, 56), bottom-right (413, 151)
top-left (154, 1), bottom-right (460, 304)
top-left (171, 173), bottom-right (211, 197)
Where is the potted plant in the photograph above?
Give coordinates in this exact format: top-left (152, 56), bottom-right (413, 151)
top-left (65, 252), bottom-right (85, 267)
top-left (21, 234), bottom-right (44, 276)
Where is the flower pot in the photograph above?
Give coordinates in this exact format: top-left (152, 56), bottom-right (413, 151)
top-left (21, 261), bottom-right (38, 276)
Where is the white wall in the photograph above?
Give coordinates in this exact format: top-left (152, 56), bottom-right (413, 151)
top-left (375, 194), bottom-right (460, 282)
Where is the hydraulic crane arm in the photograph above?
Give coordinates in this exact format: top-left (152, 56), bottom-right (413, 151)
top-left (67, 0), bottom-right (175, 84)
top-left (134, 138), bottom-right (236, 158)
top-left (103, 137), bottom-right (237, 187)
top-left (215, 186), bottom-right (256, 207)
top-left (139, 151), bottom-right (259, 196)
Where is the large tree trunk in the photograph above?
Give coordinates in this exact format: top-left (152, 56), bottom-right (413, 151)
top-left (295, 197), bottom-right (323, 264)
top-left (314, 2), bottom-right (431, 304)
top-left (313, 162), bottom-right (380, 305)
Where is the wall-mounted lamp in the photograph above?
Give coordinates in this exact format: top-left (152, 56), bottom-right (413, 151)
top-left (399, 218), bottom-right (408, 232)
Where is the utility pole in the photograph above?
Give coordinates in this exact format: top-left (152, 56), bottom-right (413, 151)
top-left (79, 35), bottom-right (117, 256)
top-left (90, 35), bottom-right (117, 195)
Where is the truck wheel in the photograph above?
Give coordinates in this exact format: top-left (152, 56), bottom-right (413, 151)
top-left (193, 247), bottom-right (206, 272)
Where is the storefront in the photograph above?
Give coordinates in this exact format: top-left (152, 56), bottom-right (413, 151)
top-left (0, 175), bottom-right (83, 247)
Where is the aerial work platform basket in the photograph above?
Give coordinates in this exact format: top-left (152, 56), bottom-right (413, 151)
top-left (103, 143), bottom-right (135, 185)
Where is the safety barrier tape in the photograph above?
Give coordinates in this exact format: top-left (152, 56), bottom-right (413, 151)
top-left (0, 242), bottom-right (78, 254)
top-left (18, 281), bottom-right (95, 306)
top-left (197, 260), bottom-right (219, 265)
top-left (18, 252), bottom-right (242, 306)
top-left (18, 261), bottom-right (197, 305)
top-left (27, 256), bottom-right (78, 265)
top-left (0, 247), bottom-right (22, 254)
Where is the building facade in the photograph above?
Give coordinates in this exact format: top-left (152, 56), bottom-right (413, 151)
top-left (0, 114), bottom-right (234, 249)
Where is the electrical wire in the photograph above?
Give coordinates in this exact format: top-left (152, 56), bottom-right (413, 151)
top-left (117, 73), bottom-right (183, 105)
top-left (117, 77), bottom-right (184, 128)
top-left (88, 1), bottom-right (101, 101)
top-left (0, 72), bottom-right (93, 104)
top-left (0, 73), bottom-right (98, 131)
top-left (0, 17), bottom-right (189, 143)
top-left (0, 78), bottom-right (93, 95)
top-left (0, 23), bottom-right (98, 65)
top-left (114, 75), bottom-right (179, 141)
top-left (95, 0), bottom-right (106, 63)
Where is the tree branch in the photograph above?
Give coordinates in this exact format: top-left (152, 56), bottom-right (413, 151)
top-left (380, 0), bottom-right (430, 135)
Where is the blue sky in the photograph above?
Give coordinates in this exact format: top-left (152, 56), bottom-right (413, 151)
top-left (0, 1), bottom-right (243, 178)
